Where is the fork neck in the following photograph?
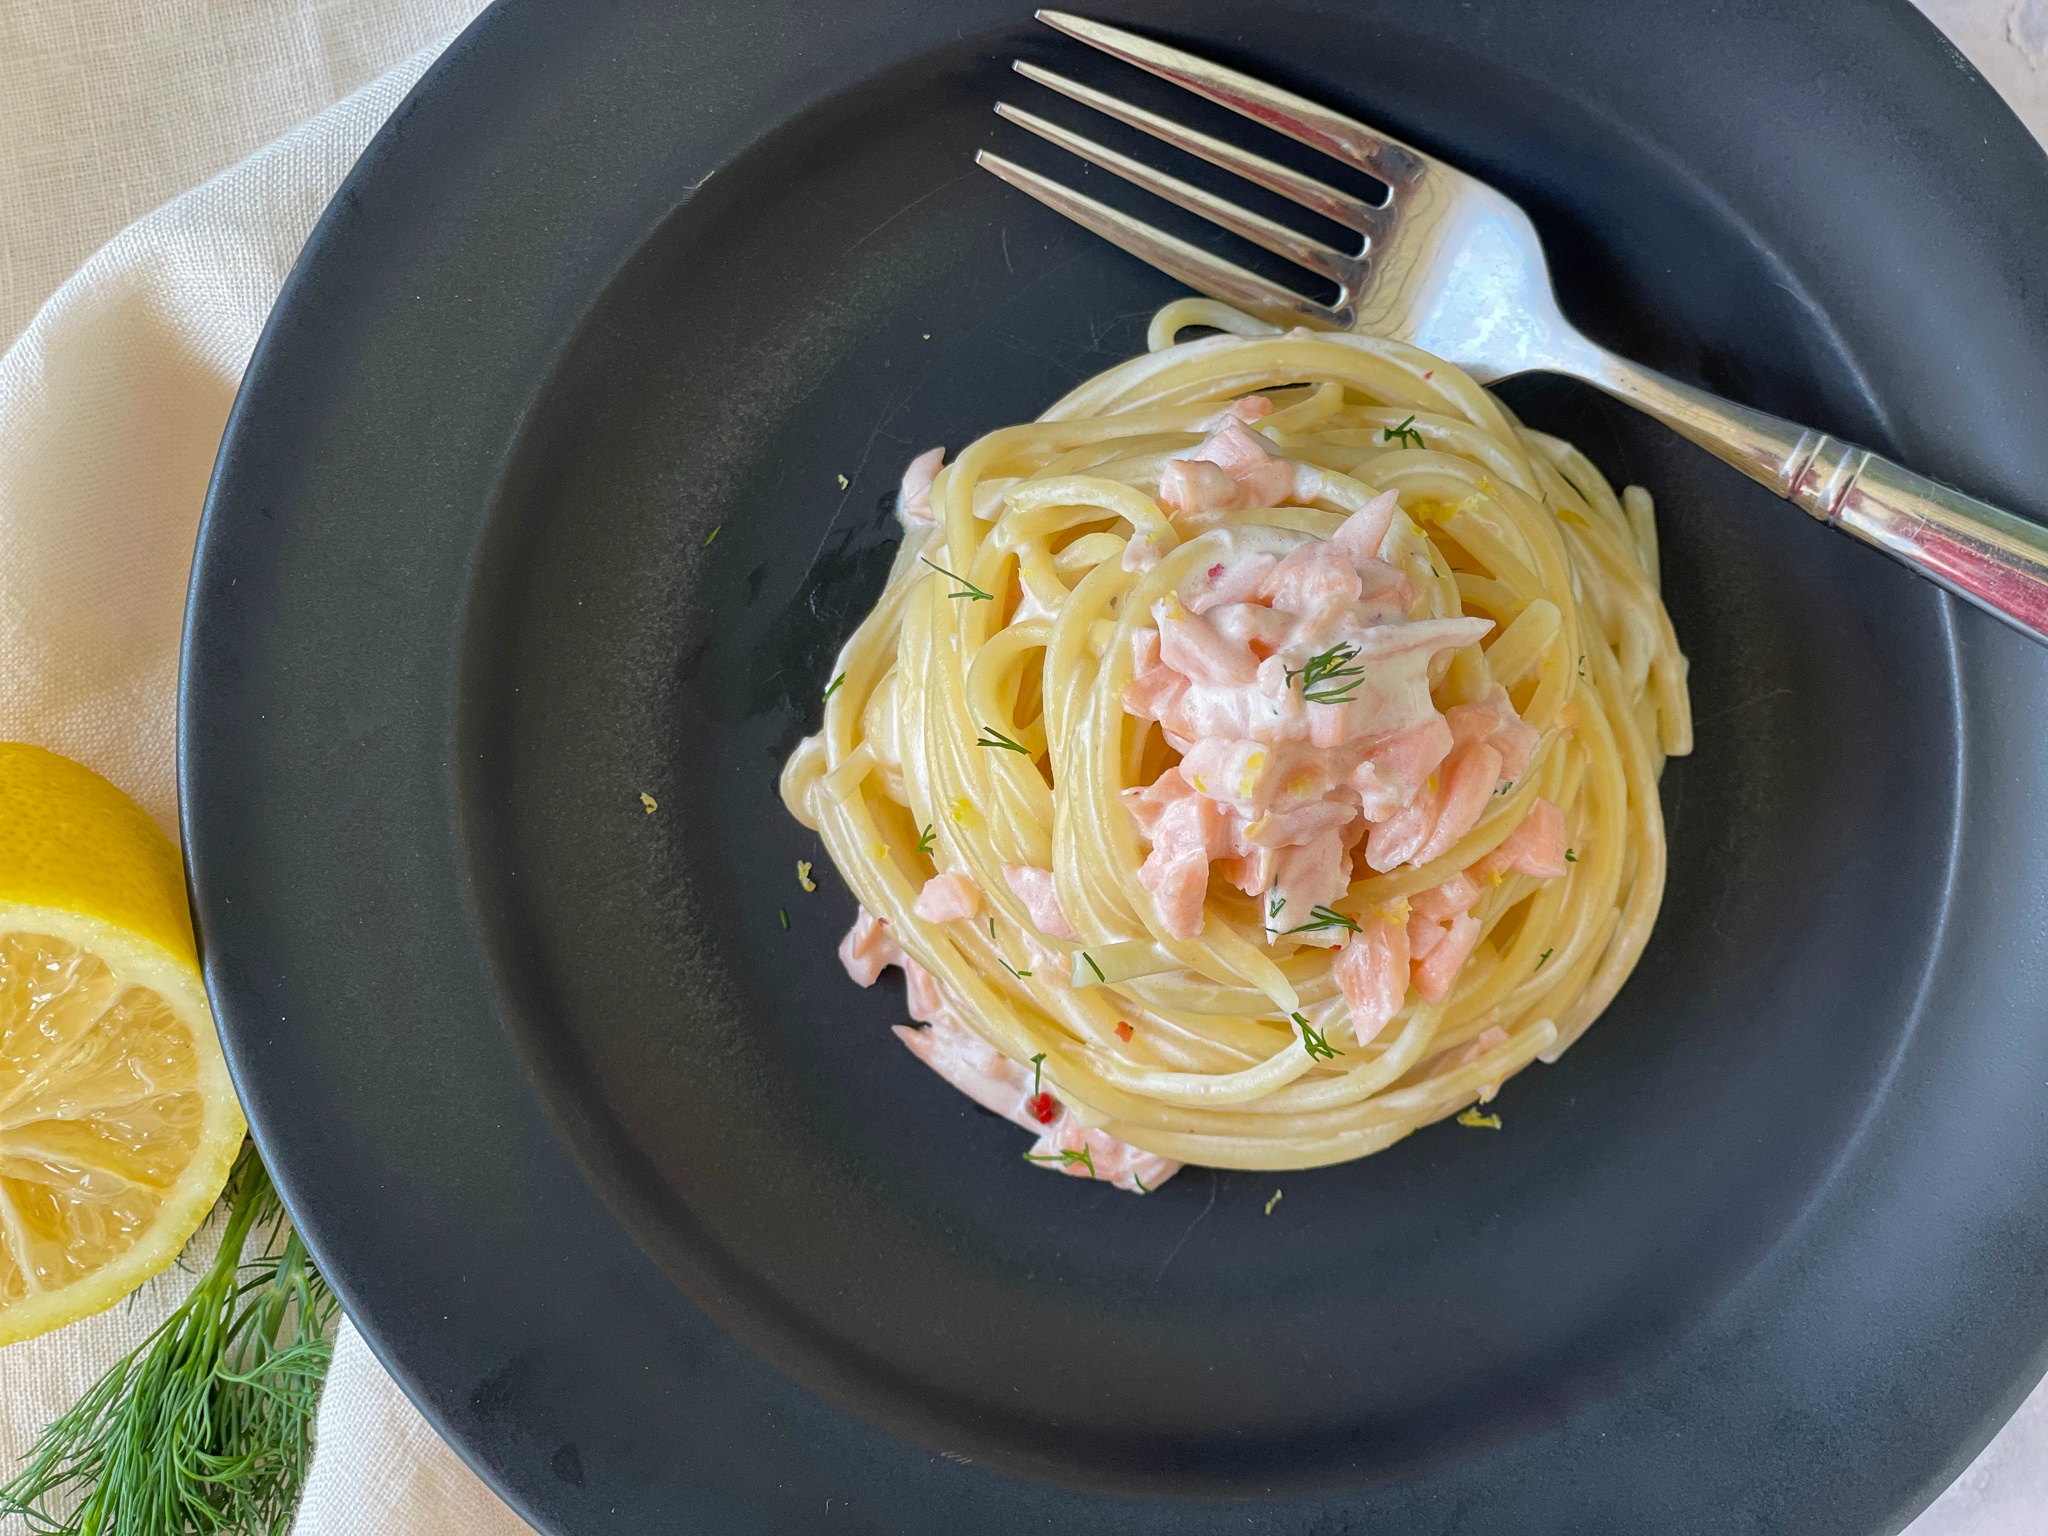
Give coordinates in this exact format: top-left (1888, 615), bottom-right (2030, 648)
top-left (1560, 341), bottom-right (2048, 645)
top-left (1566, 345), bottom-right (1811, 497)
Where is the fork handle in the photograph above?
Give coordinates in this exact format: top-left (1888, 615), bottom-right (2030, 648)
top-left (1578, 351), bottom-right (2048, 644)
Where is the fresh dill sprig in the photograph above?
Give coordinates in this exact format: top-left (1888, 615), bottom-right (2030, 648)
top-left (1030, 1053), bottom-right (1046, 1095)
top-left (1381, 414), bottom-right (1425, 451)
top-left (915, 823), bottom-right (935, 855)
top-left (1536, 947), bottom-right (1554, 969)
top-left (1283, 905), bottom-right (1361, 937)
top-left (1285, 643), bottom-right (1366, 705)
top-left (918, 557), bottom-right (993, 602)
top-left (0, 1144), bottom-right (337, 1536)
top-left (821, 672), bottom-right (846, 702)
top-left (1025, 1145), bottom-right (1098, 1178)
top-left (1290, 1011), bottom-right (1343, 1061)
top-left (975, 726), bottom-right (1030, 754)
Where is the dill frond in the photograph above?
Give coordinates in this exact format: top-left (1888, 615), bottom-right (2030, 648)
top-left (1285, 643), bottom-right (1368, 705)
top-left (0, 1144), bottom-right (338, 1536)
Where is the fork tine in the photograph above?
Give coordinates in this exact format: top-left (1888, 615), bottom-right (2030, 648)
top-left (1035, 10), bottom-right (1430, 193)
top-left (1012, 62), bottom-right (1385, 240)
top-left (974, 150), bottom-right (1337, 330)
top-left (994, 101), bottom-right (1353, 285)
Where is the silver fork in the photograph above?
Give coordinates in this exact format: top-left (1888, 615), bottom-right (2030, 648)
top-left (977, 10), bottom-right (2048, 646)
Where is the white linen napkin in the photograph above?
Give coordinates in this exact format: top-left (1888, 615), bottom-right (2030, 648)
top-left (0, 1), bottom-right (2042, 1532)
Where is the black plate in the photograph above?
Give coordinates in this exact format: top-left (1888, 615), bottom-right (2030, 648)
top-left (180, 1), bottom-right (2048, 1530)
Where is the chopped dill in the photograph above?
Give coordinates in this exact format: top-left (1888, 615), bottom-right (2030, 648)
top-left (1381, 414), bottom-right (1425, 451)
top-left (999, 958), bottom-right (1032, 980)
top-left (1286, 642), bottom-right (1367, 705)
top-left (1283, 905), bottom-right (1360, 937)
top-left (916, 823), bottom-right (935, 855)
top-left (1132, 1173), bottom-right (1152, 1195)
top-left (821, 672), bottom-right (846, 702)
top-left (1565, 848), bottom-right (1577, 863)
top-left (778, 908), bottom-right (790, 930)
top-left (1290, 1012), bottom-right (1343, 1061)
top-left (1079, 952), bottom-right (1105, 983)
top-left (1536, 947), bottom-right (1554, 969)
top-left (1264, 1189), bottom-right (1284, 1215)
top-left (1268, 894), bottom-right (1286, 920)
top-left (1025, 1145), bottom-right (1098, 1178)
top-left (919, 556), bottom-right (993, 601)
top-left (1458, 1107), bottom-right (1503, 1130)
top-left (1030, 1053), bottom-right (1046, 1095)
top-left (976, 726), bottom-right (1030, 754)
top-left (703, 525), bottom-right (721, 547)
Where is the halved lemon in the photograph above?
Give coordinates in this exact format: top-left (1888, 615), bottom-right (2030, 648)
top-left (0, 742), bottom-right (244, 1346)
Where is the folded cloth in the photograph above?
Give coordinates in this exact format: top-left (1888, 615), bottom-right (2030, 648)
top-left (0, 2), bottom-right (2043, 1534)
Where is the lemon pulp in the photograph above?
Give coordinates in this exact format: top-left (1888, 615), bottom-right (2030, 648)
top-left (0, 743), bottom-right (245, 1345)
top-left (0, 931), bottom-right (211, 1304)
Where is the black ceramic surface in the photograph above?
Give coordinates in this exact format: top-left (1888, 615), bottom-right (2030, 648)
top-left (179, 1), bottom-right (2048, 1531)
